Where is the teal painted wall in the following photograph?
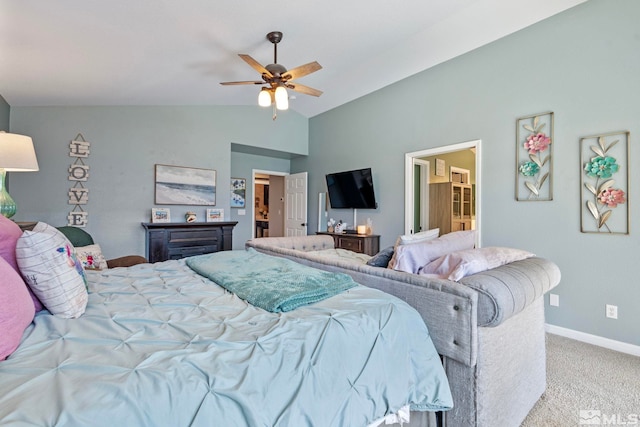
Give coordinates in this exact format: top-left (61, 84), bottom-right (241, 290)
top-left (295, 0), bottom-right (640, 346)
top-left (9, 106), bottom-right (307, 255)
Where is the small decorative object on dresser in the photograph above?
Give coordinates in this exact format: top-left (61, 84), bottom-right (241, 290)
top-left (151, 208), bottom-right (170, 223)
top-left (185, 211), bottom-right (197, 223)
top-left (142, 221), bottom-right (237, 263)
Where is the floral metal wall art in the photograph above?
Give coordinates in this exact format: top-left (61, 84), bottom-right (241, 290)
top-left (580, 131), bottom-right (629, 234)
top-left (516, 111), bottom-right (554, 201)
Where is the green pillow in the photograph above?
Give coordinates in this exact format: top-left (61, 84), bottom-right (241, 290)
top-left (56, 226), bottom-right (94, 247)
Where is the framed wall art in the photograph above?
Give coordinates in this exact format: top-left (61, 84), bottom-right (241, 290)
top-left (231, 178), bottom-right (246, 208)
top-left (151, 208), bottom-right (171, 223)
top-left (206, 208), bottom-right (224, 222)
top-left (516, 111), bottom-right (554, 201)
top-left (155, 164), bottom-right (216, 205)
top-left (580, 130), bottom-right (629, 234)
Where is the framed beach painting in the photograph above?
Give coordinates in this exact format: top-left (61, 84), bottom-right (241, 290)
top-left (155, 164), bottom-right (216, 206)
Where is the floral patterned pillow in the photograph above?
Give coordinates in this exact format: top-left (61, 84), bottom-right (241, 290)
top-left (16, 222), bottom-right (88, 319)
top-left (75, 244), bottom-right (108, 270)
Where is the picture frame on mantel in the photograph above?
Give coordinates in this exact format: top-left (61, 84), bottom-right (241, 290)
top-left (151, 208), bottom-right (171, 223)
top-left (154, 164), bottom-right (216, 206)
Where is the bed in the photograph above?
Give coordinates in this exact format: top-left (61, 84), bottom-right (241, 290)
top-left (1, 243), bottom-right (452, 427)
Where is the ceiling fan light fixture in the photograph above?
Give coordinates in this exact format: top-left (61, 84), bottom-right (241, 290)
top-left (275, 86), bottom-right (289, 110)
top-left (258, 88), bottom-right (272, 107)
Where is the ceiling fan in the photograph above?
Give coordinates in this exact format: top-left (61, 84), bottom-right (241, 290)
top-left (220, 31), bottom-right (323, 119)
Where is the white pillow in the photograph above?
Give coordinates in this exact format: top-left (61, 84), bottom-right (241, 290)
top-left (389, 230), bottom-right (476, 274)
top-left (396, 228), bottom-right (440, 246)
top-left (75, 244), bottom-right (108, 270)
top-left (419, 247), bottom-right (535, 281)
top-left (16, 222), bottom-right (88, 318)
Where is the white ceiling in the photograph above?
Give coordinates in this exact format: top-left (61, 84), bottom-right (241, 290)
top-left (0, 0), bottom-right (585, 118)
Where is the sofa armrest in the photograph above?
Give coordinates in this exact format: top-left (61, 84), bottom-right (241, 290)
top-left (458, 256), bottom-right (561, 327)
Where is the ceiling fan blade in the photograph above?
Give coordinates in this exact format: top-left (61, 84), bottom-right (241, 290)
top-left (282, 61), bottom-right (322, 81)
top-left (286, 82), bottom-right (323, 97)
top-left (220, 81), bottom-right (264, 86)
top-left (238, 54), bottom-right (273, 77)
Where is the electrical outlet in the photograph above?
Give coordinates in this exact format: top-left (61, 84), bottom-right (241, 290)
top-left (606, 304), bottom-right (618, 319)
top-left (549, 293), bottom-right (559, 307)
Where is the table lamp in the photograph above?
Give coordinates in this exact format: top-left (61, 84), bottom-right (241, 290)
top-left (0, 132), bottom-right (39, 218)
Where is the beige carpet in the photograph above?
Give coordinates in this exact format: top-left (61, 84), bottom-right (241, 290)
top-left (521, 333), bottom-right (640, 426)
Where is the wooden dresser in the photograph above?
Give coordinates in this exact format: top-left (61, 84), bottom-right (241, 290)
top-left (142, 221), bottom-right (237, 263)
top-left (316, 232), bottom-right (380, 256)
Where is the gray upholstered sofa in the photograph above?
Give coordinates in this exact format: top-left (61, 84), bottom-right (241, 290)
top-left (246, 235), bottom-right (561, 427)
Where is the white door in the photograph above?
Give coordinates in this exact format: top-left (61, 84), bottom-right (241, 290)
top-left (284, 172), bottom-right (308, 236)
top-left (414, 158), bottom-right (430, 234)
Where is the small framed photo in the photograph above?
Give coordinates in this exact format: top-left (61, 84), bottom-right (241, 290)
top-left (231, 178), bottom-right (246, 208)
top-left (206, 208), bottom-right (224, 222)
top-left (435, 158), bottom-right (445, 177)
top-left (151, 208), bottom-right (171, 223)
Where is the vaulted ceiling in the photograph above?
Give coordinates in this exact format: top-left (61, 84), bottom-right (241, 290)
top-left (0, 0), bottom-right (585, 117)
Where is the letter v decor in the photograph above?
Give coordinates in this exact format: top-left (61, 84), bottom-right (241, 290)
top-left (516, 111), bottom-right (554, 201)
top-left (67, 133), bottom-right (90, 227)
top-left (580, 130), bottom-right (629, 234)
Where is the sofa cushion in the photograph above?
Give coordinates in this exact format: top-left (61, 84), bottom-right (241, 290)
top-left (0, 256), bottom-right (36, 360)
top-left (389, 230), bottom-right (476, 274)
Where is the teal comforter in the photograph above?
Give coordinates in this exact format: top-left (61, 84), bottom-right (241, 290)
top-left (186, 248), bottom-right (357, 312)
top-left (1, 257), bottom-right (452, 426)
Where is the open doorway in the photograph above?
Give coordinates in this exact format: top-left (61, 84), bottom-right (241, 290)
top-left (253, 171), bottom-right (286, 238)
top-left (404, 139), bottom-right (481, 245)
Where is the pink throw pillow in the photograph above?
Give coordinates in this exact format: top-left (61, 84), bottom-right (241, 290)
top-left (389, 230), bottom-right (476, 274)
top-left (420, 247), bottom-right (535, 281)
top-left (0, 216), bottom-right (45, 312)
top-left (0, 256), bottom-right (36, 360)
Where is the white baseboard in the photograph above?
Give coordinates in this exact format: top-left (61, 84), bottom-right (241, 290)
top-left (545, 324), bottom-right (640, 357)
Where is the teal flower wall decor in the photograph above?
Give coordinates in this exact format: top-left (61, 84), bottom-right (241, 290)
top-left (580, 131), bottom-right (630, 234)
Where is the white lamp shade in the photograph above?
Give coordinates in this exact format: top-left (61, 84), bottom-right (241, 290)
top-left (258, 89), bottom-right (272, 107)
top-left (275, 86), bottom-right (289, 110)
top-left (0, 132), bottom-right (39, 171)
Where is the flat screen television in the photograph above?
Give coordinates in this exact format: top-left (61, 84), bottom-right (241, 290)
top-left (325, 168), bottom-right (378, 209)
